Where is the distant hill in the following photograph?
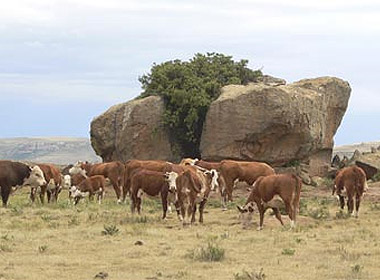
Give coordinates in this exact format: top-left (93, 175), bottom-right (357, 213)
top-left (333, 141), bottom-right (380, 158)
top-left (0, 137), bottom-right (101, 165)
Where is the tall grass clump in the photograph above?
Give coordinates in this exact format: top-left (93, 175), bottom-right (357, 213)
top-left (187, 241), bottom-right (225, 262)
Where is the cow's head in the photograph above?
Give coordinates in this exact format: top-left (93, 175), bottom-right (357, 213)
top-left (69, 162), bottom-right (87, 177)
top-left (61, 175), bottom-right (71, 189)
top-left (207, 169), bottom-right (219, 191)
top-left (23, 166), bottom-right (47, 187)
top-left (69, 186), bottom-right (87, 205)
top-left (237, 202), bottom-right (255, 228)
top-left (164, 171), bottom-right (178, 192)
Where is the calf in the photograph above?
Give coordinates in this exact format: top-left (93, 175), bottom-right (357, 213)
top-left (70, 175), bottom-right (106, 205)
top-left (332, 165), bottom-right (367, 218)
top-left (70, 161), bottom-right (124, 203)
top-left (0, 160), bottom-right (46, 206)
top-left (237, 173), bottom-right (302, 230)
top-left (130, 169), bottom-right (173, 219)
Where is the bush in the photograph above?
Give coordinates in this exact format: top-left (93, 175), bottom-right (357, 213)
top-left (102, 224), bottom-right (120, 236)
top-left (187, 241), bottom-right (225, 262)
top-left (234, 268), bottom-right (266, 280)
top-left (139, 52), bottom-right (262, 157)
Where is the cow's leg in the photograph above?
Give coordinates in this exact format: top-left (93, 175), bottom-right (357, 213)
top-left (161, 192), bottom-right (168, 220)
top-left (272, 207), bottom-right (284, 226)
top-left (199, 199), bottom-right (207, 223)
top-left (30, 187), bottom-right (37, 202)
top-left (354, 194), bottom-right (361, 218)
top-left (136, 197), bottom-right (142, 214)
top-left (190, 203), bottom-right (197, 224)
top-left (347, 194), bottom-right (354, 216)
top-left (1, 186), bottom-right (11, 207)
top-left (174, 200), bottom-right (183, 221)
top-left (338, 195), bottom-right (345, 210)
top-left (257, 204), bottom-right (265, 230)
top-left (39, 185), bottom-right (46, 204)
top-left (284, 201), bottom-right (295, 228)
top-left (122, 180), bottom-right (130, 203)
top-left (47, 190), bottom-right (52, 203)
top-left (179, 201), bottom-right (186, 223)
top-left (110, 179), bottom-right (122, 204)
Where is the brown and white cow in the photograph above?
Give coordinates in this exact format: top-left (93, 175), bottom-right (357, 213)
top-left (130, 169), bottom-right (175, 219)
top-left (237, 173), bottom-right (302, 230)
top-left (70, 175), bottom-right (106, 205)
top-left (31, 163), bottom-right (62, 203)
top-left (0, 160), bottom-right (46, 207)
top-left (220, 160), bottom-right (275, 203)
top-left (180, 158), bottom-right (227, 209)
top-left (70, 161), bottom-right (124, 203)
top-left (165, 168), bottom-right (215, 225)
top-left (123, 160), bottom-right (169, 202)
top-left (332, 165), bottom-right (367, 218)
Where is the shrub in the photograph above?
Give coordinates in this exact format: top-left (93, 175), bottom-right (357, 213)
top-left (139, 52), bottom-right (262, 157)
top-left (102, 224), bottom-right (120, 236)
top-left (281, 248), bottom-right (295, 256)
top-left (187, 242), bottom-right (225, 262)
top-left (234, 268), bottom-right (266, 280)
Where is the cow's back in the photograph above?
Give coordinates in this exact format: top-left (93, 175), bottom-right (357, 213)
top-left (37, 163), bottom-right (62, 186)
top-left (0, 161), bottom-right (30, 187)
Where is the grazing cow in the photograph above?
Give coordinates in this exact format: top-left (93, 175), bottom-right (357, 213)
top-left (0, 160), bottom-right (46, 207)
top-left (70, 161), bottom-right (124, 203)
top-left (220, 160), bottom-right (275, 203)
top-left (70, 175), bottom-right (106, 205)
top-left (332, 165), bottom-right (367, 218)
top-left (31, 163), bottom-right (62, 203)
top-left (237, 173), bottom-right (302, 230)
top-left (130, 169), bottom-right (173, 219)
top-left (123, 160), bottom-right (168, 201)
top-left (165, 168), bottom-right (215, 225)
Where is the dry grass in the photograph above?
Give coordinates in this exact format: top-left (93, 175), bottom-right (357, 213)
top-left (0, 185), bottom-right (380, 280)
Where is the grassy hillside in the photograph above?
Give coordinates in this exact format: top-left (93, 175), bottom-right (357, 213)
top-left (0, 137), bottom-right (101, 164)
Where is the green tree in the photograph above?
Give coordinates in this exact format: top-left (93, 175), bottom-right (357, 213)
top-left (139, 52), bottom-right (262, 157)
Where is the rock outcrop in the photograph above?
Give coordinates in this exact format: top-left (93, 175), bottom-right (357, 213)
top-left (200, 77), bottom-right (351, 175)
top-left (90, 96), bottom-right (177, 162)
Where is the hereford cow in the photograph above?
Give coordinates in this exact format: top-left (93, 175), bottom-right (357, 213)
top-left (123, 160), bottom-right (168, 202)
top-left (70, 161), bottom-right (124, 203)
top-left (165, 168), bottom-right (215, 225)
top-left (220, 160), bottom-right (275, 203)
top-left (180, 158), bottom-right (227, 209)
top-left (0, 160), bottom-right (46, 207)
top-left (237, 173), bottom-right (302, 230)
top-left (31, 163), bottom-right (62, 203)
top-left (70, 175), bottom-right (106, 205)
top-left (332, 165), bottom-right (367, 218)
top-left (130, 169), bottom-right (175, 219)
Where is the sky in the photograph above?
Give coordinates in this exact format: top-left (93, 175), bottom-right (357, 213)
top-left (1, 0), bottom-right (380, 146)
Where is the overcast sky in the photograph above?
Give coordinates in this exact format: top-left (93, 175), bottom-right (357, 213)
top-left (1, 0), bottom-right (379, 146)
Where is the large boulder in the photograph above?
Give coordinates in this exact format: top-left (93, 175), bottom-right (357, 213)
top-left (200, 77), bottom-right (351, 176)
top-left (90, 96), bottom-right (177, 162)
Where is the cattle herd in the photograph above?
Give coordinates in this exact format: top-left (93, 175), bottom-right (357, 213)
top-left (0, 158), bottom-right (369, 230)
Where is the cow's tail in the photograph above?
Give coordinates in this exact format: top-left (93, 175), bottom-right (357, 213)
top-left (292, 174), bottom-right (302, 216)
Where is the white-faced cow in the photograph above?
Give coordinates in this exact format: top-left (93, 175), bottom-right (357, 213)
top-left (237, 173), bottom-right (302, 230)
top-left (332, 165), bottom-right (367, 218)
top-left (70, 175), bottom-right (106, 205)
top-left (31, 163), bottom-right (62, 203)
top-left (165, 168), bottom-right (216, 225)
top-left (180, 158), bottom-right (227, 209)
top-left (0, 160), bottom-right (46, 207)
top-left (70, 161), bottom-right (124, 203)
top-left (220, 160), bottom-right (275, 206)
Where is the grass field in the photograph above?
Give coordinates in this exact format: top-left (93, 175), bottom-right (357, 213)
top-left (0, 184), bottom-right (380, 280)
